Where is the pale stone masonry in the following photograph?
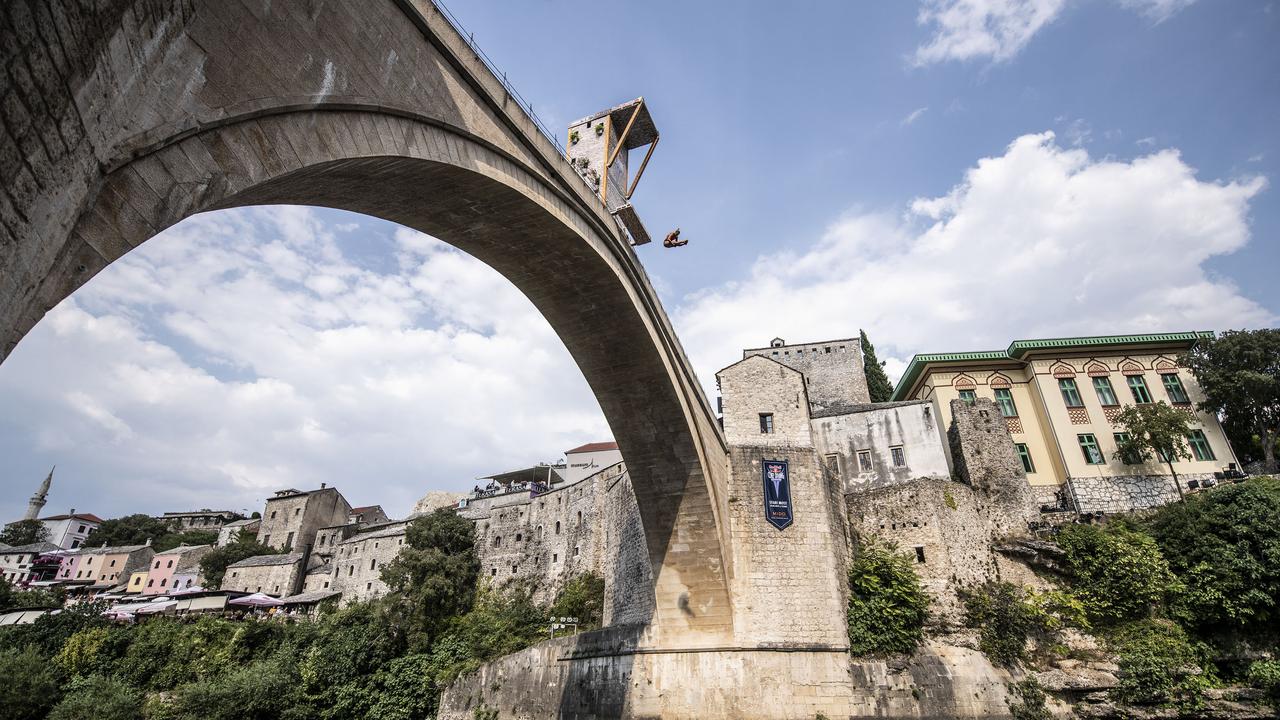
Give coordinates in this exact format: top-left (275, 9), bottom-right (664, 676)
top-left (222, 553), bottom-right (304, 597)
top-left (742, 336), bottom-right (871, 410)
top-left (256, 487), bottom-right (351, 554)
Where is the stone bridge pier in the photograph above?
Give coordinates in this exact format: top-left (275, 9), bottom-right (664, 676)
top-left (1, 1), bottom-right (856, 715)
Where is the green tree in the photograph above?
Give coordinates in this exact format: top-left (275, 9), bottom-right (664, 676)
top-left (845, 541), bottom-right (929, 655)
top-left (198, 540), bottom-right (277, 588)
top-left (0, 518), bottom-right (50, 546)
top-left (961, 582), bottom-right (1085, 666)
top-left (861, 329), bottom-right (895, 403)
top-left (0, 646), bottom-right (62, 720)
top-left (380, 508), bottom-right (480, 644)
top-left (1109, 619), bottom-right (1210, 706)
top-left (1112, 402), bottom-right (1196, 500)
top-left (89, 513), bottom-right (172, 547)
top-left (1056, 523), bottom-right (1178, 626)
top-left (47, 675), bottom-right (143, 720)
top-left (1181, 328), bottom-right (1280, 473)
top-left (1142, 476), bottom-right (1280, 637)
top-left (548, 572), bottom-right (605, 630)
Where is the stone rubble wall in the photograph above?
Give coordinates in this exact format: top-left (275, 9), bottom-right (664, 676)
top-left (1067, 473), bottom-right (1212, 514)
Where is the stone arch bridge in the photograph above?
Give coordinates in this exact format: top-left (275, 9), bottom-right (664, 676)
top-left (0, 0), bottom-right (732, 647)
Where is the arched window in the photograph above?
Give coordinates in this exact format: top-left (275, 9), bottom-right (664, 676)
top-left (555, 521), bottom-right (561, 535)
top-left (493, 536), bottom-right (502, 547)
top-left (577, 510), bottom-right (583, 525)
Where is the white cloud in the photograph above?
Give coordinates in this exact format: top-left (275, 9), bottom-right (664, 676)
top-left (901, 106), bottom-right (930, 126)
top-left (1118, 0), bottom-right (1197, 23)
top-left (913, 0), bottom-right (1198, 65)
top-left (913, 0), bottom-right (1068, 66)
top-left (1136, 136), bottom-right (1158, 147)
top-left (674, 131), bottom-right (1271, 396)
top-left (0, 207), bottom-right (609, 520)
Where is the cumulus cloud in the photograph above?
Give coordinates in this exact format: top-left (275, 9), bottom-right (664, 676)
top-left (913, 0), bottom-right (1198, 66)
top-left (0, 207), bottom-right (608, 520)
top-left (674, 131), bottom-right (1271, 396)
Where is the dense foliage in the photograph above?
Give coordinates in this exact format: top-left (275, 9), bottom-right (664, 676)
top-left (197, 539), bottom-right (278, 588)
top-left (0, 507), bottom-right (607, 720)
top-left (961, 582), bottom-right (1085, 666)
top-left (0, 577), bottom-right (65, 610)
top-left (1055, 522), bottom-right (1178, 626)
top-left (845, 541), bottom-right (929, 655)
top-left (1141, 475), bottom-right (1280, 639)
top-left (89, 514), bottom-right (220, 553)
top-left (0, 518), bottom-right (51, 546)
top-left (1006, 678), bottom-right (1052, 720)
top-left (1108, 619), bottom-right (1211, 706)
top-left (380, 508), bottom-right (481, 644)
top-left (1182, 329), bottom-right (1280, 472)
top-left (860, 329), bottom-right (895, 403)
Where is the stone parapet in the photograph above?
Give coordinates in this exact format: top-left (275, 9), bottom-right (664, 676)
top-left (1068, 473), bottom-right (1211, 514)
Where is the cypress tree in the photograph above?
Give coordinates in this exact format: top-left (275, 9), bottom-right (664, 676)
top-left (861, 329), bottom-right (894, 403)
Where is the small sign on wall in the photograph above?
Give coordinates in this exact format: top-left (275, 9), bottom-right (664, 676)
top-left (763, 459), bottom-right (794, 530)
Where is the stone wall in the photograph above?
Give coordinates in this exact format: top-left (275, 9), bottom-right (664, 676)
top-left (437, 627), bottom-right (856, 720)
top-left (327, 523), bottom-right (407, 603)
top-left (460, 463), bottom-right (627, 605)
top-left (1067, 473), bottom-right (1209, 514)
top-left (438, 628), bottom-right (1021, 719)
top-left (743, 337), bottom-right (871, 410)
top-left (948, 399), bottom-right (1035, 534)
top-left (717, 356), bottom-right (813, 448)
top-left (726, 446), bottom-right (849, 647)
top-left (222, 556), bottom-right (302, 596)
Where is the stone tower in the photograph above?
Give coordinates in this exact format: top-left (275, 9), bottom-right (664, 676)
top-left (24, 466), bottom-right (53, 520)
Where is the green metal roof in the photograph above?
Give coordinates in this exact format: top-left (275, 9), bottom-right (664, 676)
top-left (889, 331), bottom-right (1214, 401)
top-left (1005, 331), bottom-right (1214, 359)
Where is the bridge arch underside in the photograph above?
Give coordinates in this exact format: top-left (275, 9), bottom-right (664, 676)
top-left (3, 108), bottom-right (733, 643)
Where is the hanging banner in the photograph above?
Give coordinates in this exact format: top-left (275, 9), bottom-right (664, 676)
top-left (762, 459), bottom-right (794, 531)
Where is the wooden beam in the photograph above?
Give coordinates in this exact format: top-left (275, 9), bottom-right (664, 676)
top-left (606, 100), bottom-right (644, 169)
top-left (626, 135), bottom-right (659, 200)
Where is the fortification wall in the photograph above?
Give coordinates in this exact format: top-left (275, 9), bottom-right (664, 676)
top-left (459, 463), bottom-right (630, 605)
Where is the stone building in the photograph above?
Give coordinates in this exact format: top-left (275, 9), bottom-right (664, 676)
top-left (216, 517), bottom-right (261, 547)
top-left (716, 351), bottom-right (953, 496)
top-left (742, 336), bottom-right (871, 410)
top-left (348, 505), bottom-right (389, 525)
top-left (157, 510), bottom-right (242, 532)
top-left (458, 460), bottom-right (636, 609)
top-left (222, 553), bottom-right (305, 596)
top-left (892, 332), bottom-right (1239, 512)
top-left (325, 522), bottom-right (409, 603)
top-left (256, 486), bottom-right (351, 553)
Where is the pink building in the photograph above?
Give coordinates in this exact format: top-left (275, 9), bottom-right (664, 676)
top-left (142, 544), bottom-right (212, 595)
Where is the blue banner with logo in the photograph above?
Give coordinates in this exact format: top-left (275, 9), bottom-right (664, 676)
top-left (762, 459), bottom-right (793, 530)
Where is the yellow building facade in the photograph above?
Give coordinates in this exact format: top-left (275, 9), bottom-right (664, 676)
top-left (892, 332), bottom-right (1239, 512)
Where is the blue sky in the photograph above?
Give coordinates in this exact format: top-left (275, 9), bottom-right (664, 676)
top-left (2, 0), bottom-right (1277, 523)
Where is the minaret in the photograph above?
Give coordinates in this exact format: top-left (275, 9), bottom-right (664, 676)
top-left (24, 466), bottom-right (53, 520)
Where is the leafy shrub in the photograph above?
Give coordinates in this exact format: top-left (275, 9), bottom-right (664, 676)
top-left (1056, 523), bottom-right (1178, 625)
top-left (1109, 619), bottom-right (1210, 706)
top-left (1247, 659), bottom-right (1280, 700)
top-left (846, 541), bottom-right (929, 655)
top-left (48, 675), bottom-right (143, 720)
top-left (1006, 678), bottom-right (1052, 720)
top-left (155, 654), bottom-right (303, 720)
top-left (1142, 476), bottom-right (1280, 637)
top-left (0, 645), bottom-right (61, 720)
top-left (961, 582), bottom-right (1082, 666)
top-left (55, 626), bottom-right (112, 678)
top-left (0, 600), bottom-right (109, 657)
top-left (364, 653), bottom-right (439, 720)
top-left (198, 540), bottom-right (278, 588)
top-left (548, 572), bottom-right (605, 630)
